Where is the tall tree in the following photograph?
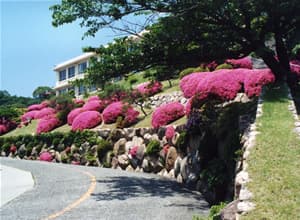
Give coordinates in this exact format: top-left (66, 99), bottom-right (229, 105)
top-left (32, 86), bottom-right (55, 100)
top-left (51, 0), bottom-right (300, 81)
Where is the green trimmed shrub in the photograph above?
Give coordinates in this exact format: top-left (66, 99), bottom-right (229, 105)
top-left (215, 63), bottom-right (233, 70)
top-left (146, 140), bottom-right (161, 156)
top-left (97, 139), bottom-right (112, 160)
top-left (193, 66), bottom-right (209, 72)
top-left (179, 67), bottom-right (196, 79)
top-left (175, 131), bottom-right (188, 154)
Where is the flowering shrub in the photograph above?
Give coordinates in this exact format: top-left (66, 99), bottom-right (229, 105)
top-left (244, 69), bottom-right (275, 97)
top-left (180, 68), bottom-right (275, 101)
top-left (290, 62), bottom-right (300, 80)
top-left (180, 72), bottom-right (211, 98)
top-left (151, 102), bottom-right (185, 128)
top-left (10, 145), bottom-right (17, 153)
top-left (83, 100), bottom-right (105, 112)
top-left (21, 110), bottom-right (39, 122)
top-left (74, 99), bottom-right (85, 106)
top-left (102, 101), bottom-right (139, 124)
top-left (129, 146), bottom-right (138, 158)
top-left (165, 126), bottom-right (175, 139)
top-left (67, 108), bottom-right (85, 125)
top-left (226, 57), bottom-right (253, 69)
top-left (27, 102), bottom-right (48, 112)
top-left (39, 152), bottom-right (53, 162)
top-left (0, 124), bottom-right (7, 135)
top-left (87, 96), bottom-right (100, 102)
top-left (185, 99), bottom-right (192, 116)
top-left (36, 115), bottom-right (61, 134)
top-left (35, 107), bottom-right (56, 119)
top-left (136, 81), bottom-right (163, 96)
top-left (71, 111), bottom-right (102, 131)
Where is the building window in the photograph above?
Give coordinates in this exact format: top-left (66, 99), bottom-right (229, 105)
top-left (68, 66), bottom-right (75, 78)
top-left (89, 84), bottom-right (96, 92)
top-left (78, 84), bottom-right (86, 95)
top-left (78, 62), bottom-right (87, 74)
top-left (59, 69), bottom-right (66, 81)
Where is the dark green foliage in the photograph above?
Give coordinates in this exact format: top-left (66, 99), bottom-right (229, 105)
top-left (215, 63), bottom-right (233, 70)
top-left (0, 90), bottom-right (38, 108)
top-left (96, 139), bottom-right (112, 161)
top-left (175, 130), bottom-right (188, 154)
top-left (99, 83), bottom-right (128, 99)
top-left (146, 140), bottom-right (161, 156)
top-left (32, 86), bottom-right (55, 100)
top-left (200, 159), bottom-right (228, 191)
top-left (52, 138), bottom-right (61, 147)
top-left (209, 202), bottom-right (228, 219)
top-left (193, 66), bottom-right (209, 72)
top-left (129, 77), bottom-right (138, 85)
top-left (0, 106), bottom-right (22, 123)
top-left (2, 143), bottom-right (11, 155)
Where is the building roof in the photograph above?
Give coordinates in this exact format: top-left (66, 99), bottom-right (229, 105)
top-left (53, 52), bottom-right (96, 71)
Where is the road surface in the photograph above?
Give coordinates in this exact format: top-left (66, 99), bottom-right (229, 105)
top-left (0, 157), bottom-right (209, 220)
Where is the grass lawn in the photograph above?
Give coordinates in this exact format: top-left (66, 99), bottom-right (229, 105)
top-left (241, 84), bottom-right (300, 220)
top-left (2, 120), bottom-right (38, 137)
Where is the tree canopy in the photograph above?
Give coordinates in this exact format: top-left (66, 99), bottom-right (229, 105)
top-left (51, 0), bottom-right (300, 82)
top-left (32, 86), bottom-right (55, 100)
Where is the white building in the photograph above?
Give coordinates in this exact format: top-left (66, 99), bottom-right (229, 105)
top-left (53, 52), bottom-right (96, 97)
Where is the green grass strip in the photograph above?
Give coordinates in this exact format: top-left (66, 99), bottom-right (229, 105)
top-left (242, 84), bottom-right (300, 220)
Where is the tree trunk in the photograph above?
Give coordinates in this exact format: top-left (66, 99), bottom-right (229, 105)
top-left (168, 79), bottom-right (172, 88)
top-left (255, 45), bottom-right (286, 82)
top-left (275, 34), bottom-right (290, 72)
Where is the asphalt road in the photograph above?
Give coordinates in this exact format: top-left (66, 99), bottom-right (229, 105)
top-left (0, 158), bottom-right (209, 220)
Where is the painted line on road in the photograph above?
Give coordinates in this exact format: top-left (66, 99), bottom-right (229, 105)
top-left (43, 170), bottom-right (96, 220)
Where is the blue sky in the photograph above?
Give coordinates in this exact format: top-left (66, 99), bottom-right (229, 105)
top-left (1, 0), bottom-right (132, 97)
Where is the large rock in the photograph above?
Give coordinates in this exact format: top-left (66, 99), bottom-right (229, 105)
top-left (118, 154), bottom-right (129, 170)
top-left (98, 129), bottom-right (111, 139)
top-left (174, 156), bottom-right (182, 177)
top-left (220, 200), bottom-right (238, 220)
top-left (143, 133), bottom-right (152, 145)
top-left (142, 157), bottom-right (151, 172)
top-left (148, 156), bottom-right (164, 173)
top-left (165, 147), bottom-right (178, 171)
top-left (124, 128), bottom-right (136, 140)
top-left (132, 136), bottom-right (144, 147)
top-left (110, 129), bottom-right (126, 142)
top-left (55, 151), bottom-right (62, 163)
top-left (136, 144), bottom-right (145, 160)
top-left (111, 156), bottom-right (119, 169)
top-left (113, 138), bottom-right (127, 155)
top-left (17, 144), bottom-right (27, 158)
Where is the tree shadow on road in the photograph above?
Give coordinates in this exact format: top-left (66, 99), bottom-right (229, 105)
top-left (90, 175), bottom-right (209, 211)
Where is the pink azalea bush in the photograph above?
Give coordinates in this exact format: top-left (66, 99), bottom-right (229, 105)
top-left (21, 110), bottom-right (39, 122)
top-left (165, 126), bottom-right (175, 139)
top-left (185, 99), bottom-right (192, 116)
top-left (0, 125), bottom-right (7, 135)
top-left (27, 102), bottom-right (48, 112)
top-left (36, 115), bottom-right (61, 134)
top-left (87, 96), bottom-right (100, 102)
top-left (129, 146), bottom-right (138, 158)
top-left (180, 68), bottom-right (275, 101)
top-left (136, 81), bottom-right (163, 96)
top-left (71, 111), bottom-right (102, 131)
top-left (35, 107), bottom-right (56, 119)
top-left (244, 69), bottom-right (276, 97)
top-left (226, 57), bottom-right (253, 69)
top-left (83, 100), bottom-right (105, 112)
top-left (73, 99), bottom-right (85, 106)
top-left (67, 108), bottom-right (85, 125)
top-left (39, 152), bottom-right (53, 162)
top-left (151, 102), bottom-right (185, 128)
top-left (290, 62), bottom-right (300, 79)
top-left (102, 101), bottom-right (139, 124)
